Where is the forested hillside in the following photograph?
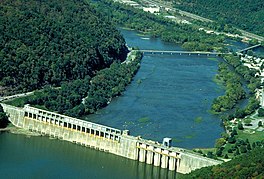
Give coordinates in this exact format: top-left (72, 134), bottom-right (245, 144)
top-left (0, 0), bottom-right (128, 95)
top-left (174, 0), bottom-right (264, 36)
top-left (181, 147), bottom-right (264, 179)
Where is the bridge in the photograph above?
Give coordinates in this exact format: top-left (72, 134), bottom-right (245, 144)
top-left (1, 103), bottom-right (222, 174)
top-left (140, 50), bottom-right (229, 56)
top-left (237, 44), bottom-right (262, 54)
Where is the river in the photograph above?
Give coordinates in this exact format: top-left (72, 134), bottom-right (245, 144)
top-left (87, 28), bottom-right (224, 148)
top-left (0, 28), bottom-right (259, 178)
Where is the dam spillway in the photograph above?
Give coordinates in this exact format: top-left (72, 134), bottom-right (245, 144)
top-left (1, 103), bottom-right (222, 174)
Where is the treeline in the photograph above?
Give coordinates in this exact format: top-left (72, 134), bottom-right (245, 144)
top-left (211, 54), bottom-right (261, 119)
top-left (18, 51), bottom-right (142, 117)
top-left (174, 0), bottom-right (264, 36)
top-left (91, 0), bottom-right (226, 51)
top-left (211, 62), bottom-right (246, 112)
top-left (0, 0), bottom-right (128, 95)
top-left (181, 147), bottom-right (264, 179)
top-left (0, 104), bottom-right (9, 128)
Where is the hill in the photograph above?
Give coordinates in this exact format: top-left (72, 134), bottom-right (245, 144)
top-left (0, 0), bottom-right (128, 95)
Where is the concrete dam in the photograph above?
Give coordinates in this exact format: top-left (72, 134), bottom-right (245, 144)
top-left (1, 103), bottom-right (222, 174)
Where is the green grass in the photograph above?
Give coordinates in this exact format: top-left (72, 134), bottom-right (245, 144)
top-left (237, 129), bottom-right (264, 143)
top-left (194, 148), bottom-right (216, 154)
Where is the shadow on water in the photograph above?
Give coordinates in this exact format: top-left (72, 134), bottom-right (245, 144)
top-left (0, 133), bottom-right (179, 179)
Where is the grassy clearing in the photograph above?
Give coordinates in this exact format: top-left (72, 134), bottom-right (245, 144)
top-left (237, 129), bottom-right (264, 143)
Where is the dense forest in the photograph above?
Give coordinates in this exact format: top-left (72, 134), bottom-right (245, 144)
top-left (0, 0), bottom-right (128, 95)
top-left (174, 0), bottom-right (264, 36)
top-left (21, 51), bottom-right (142, 117)
top-left (181, 147), bottom-right (264, 178)
top-left (91, 0), bottom-right (226, 52)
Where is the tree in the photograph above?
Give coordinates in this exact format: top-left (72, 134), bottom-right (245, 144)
top-left (207, 151), bottom-right (214, 158)
top-left (238, 122), bottom-right (244, 130)
top-left (258, 121), bottom-right (263, 127)
top-left (0, 104), bottom-right (9, 128)
top-left (247, 144), bottom-right (252, 151)
top-left (227, 149), bottom-right (233, 153)
top-left (258, 108), bottom-right (264, 117)
top-left (231, 129), bottom-right (238, 136)
top-left (216, 149), bottom-right (223, 157)
top-left (215, 138), bottom-right (226, 148)
top-left (235, 148), bottom-right (240, 156)
top-left (228, 136), bottom-right (236, 144)
top-left (247, 50), bottom-right (254, 56)
top-left (240, 146), bottom-right (247, 153)
top-left (224, 154), bottom-right (228, 159)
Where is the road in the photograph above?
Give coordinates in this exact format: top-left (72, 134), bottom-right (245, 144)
top-left (140, 0), bottom-right (264, 42)
top-left (0, 91), bottom-right (34, 102)
top-left (141, 0), bottom-right (212, 22)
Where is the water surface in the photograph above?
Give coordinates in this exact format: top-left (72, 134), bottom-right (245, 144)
top-left (86, 29), bottom-right (224, 148)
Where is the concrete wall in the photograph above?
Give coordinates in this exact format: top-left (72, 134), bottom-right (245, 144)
top-left (177, 152), bottom-right (222, 174)
top-left (1, 103), bottom-right (222, 174)
top-left (1, 103), bottom-right (24, 128)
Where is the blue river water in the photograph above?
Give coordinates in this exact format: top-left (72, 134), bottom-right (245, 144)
top-left (0, 28), bottom-right (260, 178)
top-left (87, 28), bottom-right (224, 149)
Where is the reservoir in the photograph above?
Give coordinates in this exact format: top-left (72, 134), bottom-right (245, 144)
top-left (0, 28), bottom-right (253, 178)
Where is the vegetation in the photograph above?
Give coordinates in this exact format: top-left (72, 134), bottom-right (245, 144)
top-left (0, 0), bottom-right (128, 95)
top-left (211, 54), bottom-right (261, 118)
top-left (6, 51), bottom-right (142, 117)
top-left (258, 108), bottom-right (264, 117)
top-left (91, 0), bottom-right (226, 51)
top-left (181, 147), bottom-right (264, 178)
top-left (174, 0), bottom-right (264, 36)
top-left (0, 104), bottom-right (9, 128)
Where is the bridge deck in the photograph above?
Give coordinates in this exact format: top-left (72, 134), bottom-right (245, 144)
top-left (238, 44), bottom-right (261, 53)
top-left (140, 50), bottom-right (228, 55)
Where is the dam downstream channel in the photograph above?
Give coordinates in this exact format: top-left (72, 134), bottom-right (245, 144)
top-left (0, 28), bottom-right (253, 178)
top-left (87, 28), bottom-right (224, 149)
